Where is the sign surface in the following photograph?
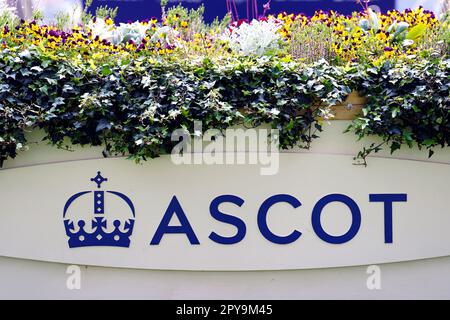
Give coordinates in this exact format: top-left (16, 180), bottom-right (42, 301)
top-left (0, 153), bottom-right (449, 271)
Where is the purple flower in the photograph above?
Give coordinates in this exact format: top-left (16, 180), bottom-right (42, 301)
top-left (49, 30), bottom-right (60, 37)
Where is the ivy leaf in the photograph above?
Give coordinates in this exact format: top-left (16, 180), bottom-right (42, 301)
top-left (52, 97), bottom-right (65, 108)
top-left (390, 142), bottom-right (401, 154)
top-left (101, 65), bottom-right (113, 76)
top-left (31, 66), bottom-right (43, 73)
top-left (96, 119), bottom-right (112, 132)
top-left (18, 50), bottom-right (31, 60)
top-left (20, 69), bottom-right (31, 77)
top-left (314, 84), bottom-right (325, 91)
top-left (391, 107), bottom-right (399, 118)
top-left (45, 78), bottom-right (58, 85)
top-left (39, 85), bottom-right (49, 95)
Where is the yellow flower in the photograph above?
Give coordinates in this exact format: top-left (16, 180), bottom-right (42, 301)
top-left (92, 52), bottom-right (105, 60)
top-left (88, 59), bottom-right (96, 69)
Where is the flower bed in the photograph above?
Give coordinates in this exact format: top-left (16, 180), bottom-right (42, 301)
top-left (0, 3), bottom-right (449, 167)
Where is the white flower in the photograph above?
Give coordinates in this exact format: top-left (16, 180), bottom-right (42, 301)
top-left (268, 108), bottom-right (281, 118)
top-left (0, 0), bottom-right (17, 24)
top-left (88, 19), bottom-right (150, 45)
top-left (143, 105), bottom-right (158, 120)
top-left (225, 18), bottom-right (283, 56)
top-left (0, 0), bottom-right (16, 14)
top-left (117, 21), bottom-right (150, 44)
top-left (88, 18), bottom-right (116, 42)
top-left (402, 39), bottom-right (415, 47)
top-left (168, 109), bottom-right (181, 119)
top-left (151, 26), bottom-right (180, 47)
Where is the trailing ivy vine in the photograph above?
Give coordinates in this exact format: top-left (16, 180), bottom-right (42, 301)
top-left (0, 48), bottom-right (352, 166)
top-left (346, 57), bottom-right (450, 165)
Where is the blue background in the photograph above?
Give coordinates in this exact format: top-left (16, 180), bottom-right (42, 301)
top-left (88, 0), bottom-right (396, 23)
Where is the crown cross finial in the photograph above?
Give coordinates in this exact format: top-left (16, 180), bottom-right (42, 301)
top-left (64, 171), bottom-right (135, 248)
top-left (91, 171), bottom-right (108, 188)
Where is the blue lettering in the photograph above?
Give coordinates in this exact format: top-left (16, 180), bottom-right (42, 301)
top-left (257, 194), bottom-right (302, 244)
top-left (150, 196), bottom-right (200, 245)
top-left (312, 194), bottom-right (361, 244)
top-left (149, 193), bottom-right (407, 246)
top-left (370, 194), bottom-right (407, 243)
top-left (209, 195), bottom-right (246, 245)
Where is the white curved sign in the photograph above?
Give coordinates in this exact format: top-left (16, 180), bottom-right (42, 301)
top-left (0, 154), bottom-right (449, 271)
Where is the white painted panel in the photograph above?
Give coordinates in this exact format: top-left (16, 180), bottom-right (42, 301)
top-left (0, 154), bottom-right (449, 270)
top-left (1, 256), bottom-right (450, 299)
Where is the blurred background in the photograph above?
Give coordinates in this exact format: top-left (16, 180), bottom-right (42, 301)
top-left (6, 0), bottom-right (446, 23)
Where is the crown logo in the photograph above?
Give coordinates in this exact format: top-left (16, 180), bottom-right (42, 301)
top-left (63, 172), bottom-right (135, 248)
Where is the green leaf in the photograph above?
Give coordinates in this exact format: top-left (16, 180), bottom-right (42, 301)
top-left (39, 85), bottom-right (49, 95)
top-left (391, 107), bottom-right (400, 118)
top-left (101, 65), bottom-right (113, 76)
top-left (406, 24), bottom-right (427, 40)
top-left (359, 19), bottom-right (370, 32)
top-left (45, 78), bottom-right (58, 85)
top-left (30, 66), bottom-right (43, 73)
top-left (368, 8), bottom-right (380, 31)
top-left (394, 22), bottom-right (409, 38)
top-left (390, 142), bottom-right (401, 154)
top-left (314, 84), bottom-right (325, 91)
top-left (423, 139), bottom-right (435, 147)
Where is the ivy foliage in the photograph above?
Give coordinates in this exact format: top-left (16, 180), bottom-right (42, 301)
top-left (1, 47), bottom-right (449, 167)
top-left (0, 48), bottom-right (351, 166)
top-left (347, 57), bottom-right (450, 164)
